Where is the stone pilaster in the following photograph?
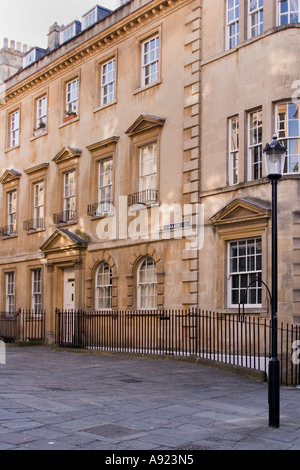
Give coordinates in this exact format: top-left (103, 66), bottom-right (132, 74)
top-left (181, 0), bottom-right (201, 308)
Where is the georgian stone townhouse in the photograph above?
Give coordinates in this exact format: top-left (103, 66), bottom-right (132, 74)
top-left (0, 0), bottom-right (299, 343)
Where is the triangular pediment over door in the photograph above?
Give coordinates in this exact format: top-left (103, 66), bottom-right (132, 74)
top-left (40, 228), bottom-right (88, 256)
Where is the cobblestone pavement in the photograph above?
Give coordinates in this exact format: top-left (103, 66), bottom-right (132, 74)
top-left (0, 346), bottom-right (299, 451)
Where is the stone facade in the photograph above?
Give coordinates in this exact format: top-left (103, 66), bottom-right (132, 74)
top-left (0, 0), bottom-right (201, 338)
top-left (0, 0), bottom-right (299, 340)
top-left (201, 0), bottom-right (300, 324)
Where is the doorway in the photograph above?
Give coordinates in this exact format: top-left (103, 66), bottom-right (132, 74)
top-left (63, 267), bottom-right (75, 310)
top-left (63, 267), bottom-right (75, 343)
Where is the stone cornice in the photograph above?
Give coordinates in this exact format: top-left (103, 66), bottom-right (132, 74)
top-left (86, 136), bottom-right (120, 152)
top-left (24, 162), bottom-right (50, 175)
top-left (1, 0), bottom-right (186, 105)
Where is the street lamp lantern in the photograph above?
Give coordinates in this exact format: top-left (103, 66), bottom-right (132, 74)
top-left (264, 134), bottom-right (286, 179)
top-left (263, 134), bottom-right (286, 429)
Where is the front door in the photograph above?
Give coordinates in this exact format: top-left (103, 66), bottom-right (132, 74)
top-left (63, 267), bottom-right (75, 343)
top-left (63, 267), bottom-right (75, 310)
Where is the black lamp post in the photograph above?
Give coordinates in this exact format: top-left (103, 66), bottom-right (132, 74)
top-left (263, 134), bottom-right (286, 428)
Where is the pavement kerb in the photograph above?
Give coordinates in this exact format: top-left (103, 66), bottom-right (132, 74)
top-left (50, 345), bottom-right (267, 383)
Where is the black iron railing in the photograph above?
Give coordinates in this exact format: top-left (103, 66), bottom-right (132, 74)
top-left (0, 225), bottom-right (17, 238)
top-left (23, 218), bottom-right (44, 232)
top-left (55, 308), bottom-right (300, 386)
top-left (0, 309), bottom-right (46, 343)
top-left (128, 189), bottom-right (159, 206)
top-left (87, 202), bottom-right (113, 217)
top-left (53, 210), bottom-right (76, 225)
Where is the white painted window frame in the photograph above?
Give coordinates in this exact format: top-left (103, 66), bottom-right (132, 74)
top-left (95, 263), bottom-right (112, 310)
top-left (248, 109), bottom-right (263, 181)
top-left (228, 116), bottom-right (239, 186)
top-left (248, 0), bottom-right (264, 38)
top-left (227, 237), bottom-right (263, 308)
top-left (101, 59), bottom-right (116, 106)
top-left (141, 35), bottom-right (160, 87)
top-left (137, 257), bottom-right (157, 310)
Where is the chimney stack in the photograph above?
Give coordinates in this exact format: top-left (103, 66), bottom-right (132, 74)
top-left (47, 22), bottom-right (61, 51)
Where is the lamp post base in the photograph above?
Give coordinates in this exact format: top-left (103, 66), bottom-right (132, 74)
top-left (268, 357), bottom-right (280, 428)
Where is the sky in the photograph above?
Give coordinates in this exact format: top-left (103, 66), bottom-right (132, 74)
top-left (0, 1), bottom-right (118, 49)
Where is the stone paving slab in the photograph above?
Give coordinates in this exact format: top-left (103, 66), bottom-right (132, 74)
top-left (0, 346), bottom-right (300, 451)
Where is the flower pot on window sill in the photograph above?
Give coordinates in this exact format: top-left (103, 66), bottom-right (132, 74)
top-left (64, 113), bottom-right (77, 123)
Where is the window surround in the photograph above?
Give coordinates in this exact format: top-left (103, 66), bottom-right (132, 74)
top-left (227, 236), bottom-right (263, 308)
top-left (7, 189), bottom-right (17, 237)
top-left (277, 0), bottom-right (300, 25)
top-left (226, 0), bottom-right (240, 50)
top-left (248, 108), bottom-right (263, 181)
top-left (276, 101), bottom-right (300, 174)
top-left (228, 115), bottom-right (239, 186)
top-left (6, 108), bottom-right (20, 151)
top-left (60, 73), bottom-right (81, 126)
top-left (139, 142), bottom-right (158, 195)
top-left (94, 49), bottom-right (118, 113)
top-left (0, 170), bottom-right (21, 239)
top-left (134, 25), bottom-right (162, 94)
top-left (101, 58), bottom-right (116, 107)
top-left (31, 268), bottom-right (42, 312)
top-left (63, 170), bottom-right (76, 223)
top-left (32, 91), bottom-right (48, 138)
top-left (137, 257), bottom-right (157, 310)
top-left (141, 35), bottom-right (160, 86)
top-left (23, 180), bottom-right (46, 234)
top-left (90, 255), bottom-right (118, 310)
top-left (97, 158), bottom-right (113, 216)
top-left (248, 0), bottom-right (264, 39)
top-left (86, 136), bottom-right (118, 220)
top-left (95, 52), bottom-right (118, 111)
top-left (66, 79), bottom-right (79, 115)
top-left (130, 137), bottom-right (159, 207)
top-left (95, 262), bottom-right (112, 310)
top-left (221, 231), bottom-right (267, 312)
top-left (210, 198), bottom-right (270, 313)
top-left (5, 271), bottom-right (15, 314)
top-left (34, 182), bottom-right (45, 230)
top-left (127, 245), bottom-right (164, 310)
top-left (24, 163), bottom-right (49, 234)
top-left (1, 187), bottom-right (18, 239)
top-left (125, 115), bottom-right (165, 208)
top-left (52, 146), bottom-right (81, 226)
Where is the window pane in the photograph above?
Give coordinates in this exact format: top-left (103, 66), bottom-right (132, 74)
top-left (140, 144), bottom-right (157, 192)
top-left (277, 103), bottom-right (300, 174)
top-left (280, 0), bottom-right (288, 13)
top-left (96, 263), bottom-right (112, 310)
top-left (229, 238), bottom-right (262, 306)
top-left (250, 0), bottom-right (257, 12)
top-left (66, 79), bottom-right (78, 113)
top-left (142, 36), bottom-right (159, 85)
top-left (138, 258), bottom-right (157, 309)
top-left (101, 59), bottom-right (115, 105)
top-left (291, 0), bottom-right (298, 12)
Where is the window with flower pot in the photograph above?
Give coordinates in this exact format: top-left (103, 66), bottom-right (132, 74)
top-left (64, 78), bottom-right (79, 122)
